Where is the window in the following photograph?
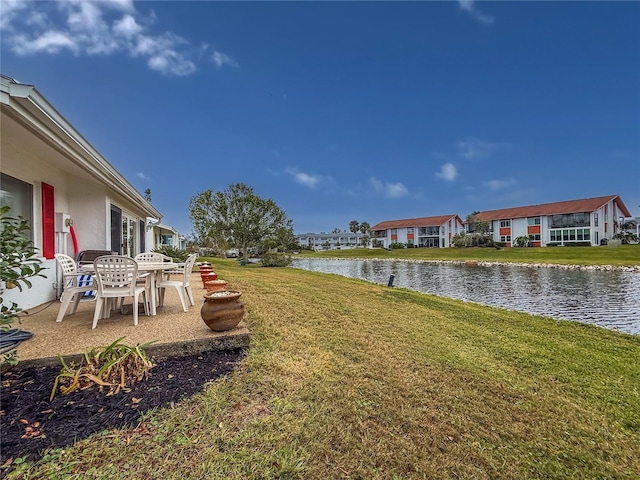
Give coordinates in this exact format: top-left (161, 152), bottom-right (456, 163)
top-left (500, 235), bottom-right (511, 242)
top-left (139, 220), bottom-right (146, 252)
top-left (407, 228), bottom-right (414, 234)
top-left (528, 234), bottom-right (541, 241)
top-left (500, 220), bottom-right (511, 228)
top-left (577, 229), bottom-right (591, 241)
top-left (594, 213), bottom-right (598, 227)
top-left (1, 173), bottom-right (33, 240)
top-left (549, 213), bottom-right (590, 228)
top-left (161, 234), bottom-right (173, 245)
top-left (122, 214), bottom-right (136, 257)
top-left (527, 217), bottom-right (541, 226)
top-left (549, 228), bottom-right (591, 243)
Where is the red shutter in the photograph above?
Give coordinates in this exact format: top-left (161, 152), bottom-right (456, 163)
top-left (41, 182), bottom-right (55, 259)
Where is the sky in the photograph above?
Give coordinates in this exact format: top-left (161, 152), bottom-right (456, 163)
top-left (1, 0), bottom-right (639, 236)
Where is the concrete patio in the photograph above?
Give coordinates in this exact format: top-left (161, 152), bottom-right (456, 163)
top-left (10, 273), bottom-right (251, 368)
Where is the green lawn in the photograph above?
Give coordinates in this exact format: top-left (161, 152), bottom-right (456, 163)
top-left (12, 259), bottom-right (640, 479)
top-left (299, 244), bottom-right (640, 266)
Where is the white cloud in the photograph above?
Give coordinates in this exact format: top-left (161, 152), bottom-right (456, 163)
top-left (1, 0), bottom-right (233, 76)
top-left (0, 0), bottom-right (28, 30)
top-left (483, 178), bottom-right (517, 191)
top-left (286, 168), bottom-right (322, 189)
top-left (457, 140), bottom-right (509, 160)
top-left (370, 177), bottom-right (409, 198)
top-left (436, 163), bottom-right (458, 182)
top-left (11, 31), bottom-right (78, 55)
top-left (212, 51), bottom-right (238, 68)
top-left (113, 14), bottom-right (143, 38)
top-left (458, 0), bottom-right (494, 25)
top-left (136, 172), bottom-right (150, 181)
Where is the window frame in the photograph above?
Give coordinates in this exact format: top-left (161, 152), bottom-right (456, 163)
top-left (0, 173), bottom-right (34, 241)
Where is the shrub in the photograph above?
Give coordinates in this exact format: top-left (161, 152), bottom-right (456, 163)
top-left (260, 252), bottom-right (292, 267)
top-left (51, 337), bottom-right (155, 399)
top-left (152, 245), bottom-right (189, 262)
top-left (1, 206), bottom-right (46, 365)
top-left (513, 236), bottom-right (531, 248)
top-left (389, 242), bottom-right (406, 249)
top-left (573, 241), bottom-right (592, 247)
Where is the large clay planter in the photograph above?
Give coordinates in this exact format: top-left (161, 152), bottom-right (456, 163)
top-left (198, 265), bottom-right (213, 274)
top-left (205, 279), bottom-right (228, 292)
top-left (201, 291), bottom-right (244, 331)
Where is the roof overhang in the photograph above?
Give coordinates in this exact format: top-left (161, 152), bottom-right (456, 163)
top-left (1, 75), bottom-right (161, 219)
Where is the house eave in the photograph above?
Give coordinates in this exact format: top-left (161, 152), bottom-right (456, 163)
top-left (1, 75), bottom-right (161, 219)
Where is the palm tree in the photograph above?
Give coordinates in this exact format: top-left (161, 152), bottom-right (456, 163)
top-left (359, 222), bottom-right (371, 247)
top-left (349, 220), bottom-right (360, 248)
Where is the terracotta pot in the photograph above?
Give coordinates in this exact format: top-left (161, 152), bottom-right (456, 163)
top-left (200, 271), bottom-right (218, 288)
top-left (198, 265), bottom-right (213, 273)
top-left (201, 291), bottom-right (244, 331)
top-left (205, 279), bottom-right (228, 292)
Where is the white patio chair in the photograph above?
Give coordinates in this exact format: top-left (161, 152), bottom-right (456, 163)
top-left (92, 255), bottom-right (149, 329)
top-left (156, 253), bottom-right (198, 312)
top-left (134, 252), bottom-right (166, 262)
top-left (54, 253), bottom-right (96, 323)
top-left (133, 252), bottom-right (165, 294)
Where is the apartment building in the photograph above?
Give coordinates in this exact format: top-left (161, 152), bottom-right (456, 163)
top-left (370, 215), bottom-right (465, 248)
top-left (471, 195), bottom-right (631, 247)
top-left (295, 232), bottom-right (358, 251)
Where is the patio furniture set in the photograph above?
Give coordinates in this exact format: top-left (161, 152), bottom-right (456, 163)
top-left (54, 252), bottom-right (198, 329)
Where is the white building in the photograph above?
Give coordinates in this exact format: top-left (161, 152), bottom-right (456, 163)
top-left (472, 195), bottom-right (631, 247)
top-left (295, 231), bottom-right (358, 251)
top-left (370, 215), bottom-right (465, 248)
top-left (1, 75), bottom-right (181, 309)
top-left (151, 223), bottom-right (187, 250)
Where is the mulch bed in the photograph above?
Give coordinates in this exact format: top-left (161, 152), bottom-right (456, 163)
top-left (0, 348), bottom-right (246, 470)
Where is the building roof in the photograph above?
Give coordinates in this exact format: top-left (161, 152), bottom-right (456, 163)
top-left (473, 195), bottom-right (631, 221)
top-left (1, 74), bottom-right (161, 220)
top-left (371, 215), bottom-right (462, 231)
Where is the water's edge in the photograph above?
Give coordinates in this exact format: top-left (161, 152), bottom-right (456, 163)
top-left (303, 256), bottom-right (640, 272)
top-left (292, 258), bottom-right (640, 336)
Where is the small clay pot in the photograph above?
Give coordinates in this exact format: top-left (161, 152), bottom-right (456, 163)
top-left (200, 271), bottom-right (218, 288)
top-left (205, 279), bottom-right (228, 292)
top-left (201, 291), bottom-right (244, 331)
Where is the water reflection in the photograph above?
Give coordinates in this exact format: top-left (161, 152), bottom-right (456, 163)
top-left (292, 258), bottom-right (640, 335)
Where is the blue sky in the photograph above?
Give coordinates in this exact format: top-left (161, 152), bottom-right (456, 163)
top-left (2, 0), bottom-right (639, 236)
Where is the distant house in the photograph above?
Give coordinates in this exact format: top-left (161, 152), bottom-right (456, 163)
top-left (151, 223), bottom-right (186, 250)
top-left (295, 231), bottom-right (358, 251)
top-left (0, 75), bottom-right (178, 309)
top-left (471, 195), bottom-right (631, 247)
top-left (371, 215), bottom-right (465, 248)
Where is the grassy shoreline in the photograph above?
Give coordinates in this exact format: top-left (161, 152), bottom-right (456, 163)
top-left (12, 259), bottom-right (640, 479)
top-left (298, 244), bottom-right (640, 267)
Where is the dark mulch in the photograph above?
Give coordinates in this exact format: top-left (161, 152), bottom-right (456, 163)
top-left (0, 348), bottom-right (245, 469)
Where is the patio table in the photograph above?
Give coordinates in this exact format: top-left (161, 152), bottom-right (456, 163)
top-left (81, 261), bottom-right (178, 316)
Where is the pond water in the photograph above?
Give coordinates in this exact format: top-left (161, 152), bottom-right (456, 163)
top-left (291, 258), bottom-right (640, 335)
